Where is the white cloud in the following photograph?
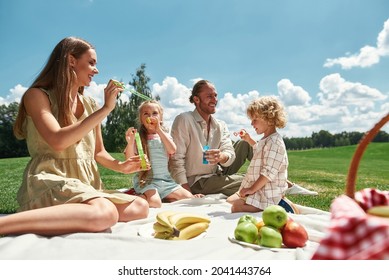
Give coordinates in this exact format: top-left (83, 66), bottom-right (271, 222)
top-left (324, 18), bottom-right (389, 69)
top-left (0, 84), bottom-right (27, 105)
top-left (277, 79), bottom-right (311, 106)
top-left (84, 81), bottom-right (106, 106)
top-left (317, 73), bottom-right (386, 112)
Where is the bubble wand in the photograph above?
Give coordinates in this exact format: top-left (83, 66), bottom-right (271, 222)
top-left (134, 132), bottom-right (148, 170)
top-left (112, 81), bottom-right (152, 101)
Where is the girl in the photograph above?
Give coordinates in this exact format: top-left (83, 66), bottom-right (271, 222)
top-left (227, 96), bottom-right (289, 213)
top-left (0, 37), bottom-right (149, 236)
top-left (124, 100), bottom-right (201, 208)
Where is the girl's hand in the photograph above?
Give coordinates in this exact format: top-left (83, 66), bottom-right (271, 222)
top-left (103, 79), bottom-right (123, 112)
top-left (145, 116), bottom-right (160, 132)
top-left (125, 127), bottom-right (137, 143)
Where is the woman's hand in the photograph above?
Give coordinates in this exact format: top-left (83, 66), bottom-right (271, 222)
top-left (103, 79), bottom-right (123, 112)
top-left (120, 155), bottom-right (151, 174)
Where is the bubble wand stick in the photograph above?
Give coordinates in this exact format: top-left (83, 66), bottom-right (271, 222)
top-left (112, 81), bottom-right (152, 101)
top-left (134, 132), bottom-right (148, 170)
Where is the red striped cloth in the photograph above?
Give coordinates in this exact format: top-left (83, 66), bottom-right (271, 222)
top-left (312, 188), bottom-right (389, 260)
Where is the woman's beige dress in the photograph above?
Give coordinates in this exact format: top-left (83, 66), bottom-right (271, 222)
top-left (17, 89), bottom-right (136, 212)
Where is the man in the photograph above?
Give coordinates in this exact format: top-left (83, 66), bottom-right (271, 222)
top-left (169, 80), bottom-right (252, 196)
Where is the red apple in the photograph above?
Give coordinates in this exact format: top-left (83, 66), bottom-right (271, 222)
top-left (281, 220), bottom-right (308, 248)
top-left (280, 216), bottom-right (294, 231)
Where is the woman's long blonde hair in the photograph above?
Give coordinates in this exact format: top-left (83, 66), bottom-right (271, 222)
top-left (13, 37), bottom-right (94, 139)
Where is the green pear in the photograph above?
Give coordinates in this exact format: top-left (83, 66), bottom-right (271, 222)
top-left (262, 205), bottom-right (288, 229)
top-left (259, 225), bottom-right (283, 248)
top-left (234, 221), bottom-right (258, 244)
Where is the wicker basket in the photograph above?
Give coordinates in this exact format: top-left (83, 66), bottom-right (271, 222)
top-left (346, 112), bottom-right (389, 198)
top-left (312, 113), bottom-right (389, 260)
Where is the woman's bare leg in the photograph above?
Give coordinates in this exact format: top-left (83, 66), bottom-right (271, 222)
top-left (0, 198), bottom-right (122, 236)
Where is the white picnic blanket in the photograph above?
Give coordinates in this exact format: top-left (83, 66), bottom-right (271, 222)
top-left (0, 195), bottom-right (330, 260)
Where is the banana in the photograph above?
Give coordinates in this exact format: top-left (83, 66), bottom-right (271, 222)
top-left (153, 231), bottom-right (173, 240)
top-left (156, 211), bottom-right (176, 228)
top-left (153, 222), bottom-right (173, 233)
top-left (153, 222), bottom-right (180, 237)
top-left (153, 211), bottom-right (211, 240)
top-left (168, 212), bottom-right (210, 228)
top-left (175, 222), bottom-right (210, 240)
top-left (176, 222), bottom-right (195, 231)
top-left (367, 205), bottom-right (389, 218)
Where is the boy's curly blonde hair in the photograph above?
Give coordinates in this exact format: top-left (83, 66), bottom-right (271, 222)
top-left (246, 96), bottom-right (287, 128)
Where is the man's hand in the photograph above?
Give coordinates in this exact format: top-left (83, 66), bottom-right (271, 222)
top-left (204, 149), bottom-right (228, 165)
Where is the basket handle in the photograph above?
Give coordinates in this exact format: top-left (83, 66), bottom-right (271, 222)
top-left (346, 113), bottom-right (389, 198)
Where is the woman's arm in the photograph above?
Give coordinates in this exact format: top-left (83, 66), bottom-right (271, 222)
top-left (94, 123), bottom-right (145, 174)
top-left (24, 81), bottom-right (120, 151)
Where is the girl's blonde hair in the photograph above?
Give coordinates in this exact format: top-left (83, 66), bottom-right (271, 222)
top-left (247, 96), bottom-right (287, 128)
top-left (13, 37), bottom-right (94, 139)
top-left (137, 100), bottom-right (167, 186)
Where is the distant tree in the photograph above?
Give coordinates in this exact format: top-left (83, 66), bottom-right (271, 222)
top-left (103, 63), bottom-right (154, 152)
top-left (348, 131), bottom-right (364, 145)
top-left (312, 130), bottom-right (334, 148)
top-left (0, 102), bottom-right (28, 158)
top-left (373, 130), bottom-right (389, 142)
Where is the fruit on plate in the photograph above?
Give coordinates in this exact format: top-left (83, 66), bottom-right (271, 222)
top-left (367, 205), bottom-right (389, 218)
top-left (255, 220), bottom-right (265, 231)
top-left (234, 221), bottom-right (258, 244)
top-left (259, 225), bottom-right (283, 248)
top-left (153, 211), bottom-right (210, 240)
top-left (172, 222), bottom-right (210, 240)
top-left (281, 220), bottom-right (308, 248)
top-left (238, 214), bottom-right (257, 225)
top-left (262, 205), bottom-right (288, 229)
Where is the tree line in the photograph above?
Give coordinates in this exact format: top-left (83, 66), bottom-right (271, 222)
top-left (0, 64), bottom-right (388, 158)
top-left (283, 130), bottom-right (388, 150)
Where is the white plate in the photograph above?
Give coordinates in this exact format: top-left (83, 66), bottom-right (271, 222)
top-left (138, 222), bottom-right (207, 240)
top-left (228, 234), bottom-right (307, 252)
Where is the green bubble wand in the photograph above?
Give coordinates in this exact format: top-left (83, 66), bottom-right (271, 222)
top-left (112, 81), bottom-right (152, 101)
top-left (134, 132), bottom-right (148, 170)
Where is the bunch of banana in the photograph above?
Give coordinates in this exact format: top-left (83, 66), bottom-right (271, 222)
top-left (153, 211), bottom-right (211, 240)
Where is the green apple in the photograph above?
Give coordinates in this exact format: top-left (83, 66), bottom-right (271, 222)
top-left (259, 225), bottom-right (283, 248)
top-left (234, 221), bottom-right (258, 244)
top-left (238, 214), bottom-right (257, 225)
top-left (262, 205), bottom-right (288, 229)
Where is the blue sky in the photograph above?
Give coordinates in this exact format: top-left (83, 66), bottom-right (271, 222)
top-left (1, 0), bottom-right (388, 138)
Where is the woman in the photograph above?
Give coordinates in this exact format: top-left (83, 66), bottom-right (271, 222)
top-left (0, 37), bottom-right (149, 236)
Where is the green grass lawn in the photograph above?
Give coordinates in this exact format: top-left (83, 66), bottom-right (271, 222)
top-left (1, 143), bottom-right (388, 213)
